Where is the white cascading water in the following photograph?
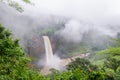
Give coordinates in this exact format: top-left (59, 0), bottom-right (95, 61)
top-left (43, 36), bottom-right (54, 64)
top-left (41, 36), bottom-right (61, 75)
top-left (41, 36), bottom-right (88, 75)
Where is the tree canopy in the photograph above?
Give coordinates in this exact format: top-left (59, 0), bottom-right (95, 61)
top-left (0, 24), bottom-right (45, 80)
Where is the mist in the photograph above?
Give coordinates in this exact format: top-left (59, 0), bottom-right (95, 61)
top-left (0, 0), bottom-right (120, 43)
top-left (23, 0), bottom-right (120, 24)
top-left (0, 0), bottom-right (120, 54)
top-left (1, 0), bottom-right (120, 73)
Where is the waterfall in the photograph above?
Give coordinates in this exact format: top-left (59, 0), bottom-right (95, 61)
top-left (43, 36), bottom-right (54, 64)
top-left (41, 36), bottom-right (88, 75)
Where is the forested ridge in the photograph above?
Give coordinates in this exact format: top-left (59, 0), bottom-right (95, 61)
top-left (0, 0), bottom-right (120, 80)
top-left (0, 24), bottom-right (120, 80)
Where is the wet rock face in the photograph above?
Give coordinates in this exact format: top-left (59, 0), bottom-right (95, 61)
top-left (50, 36), bottom-right (57, 54)
top-left (29, 36), bottom-right (45, 58)
top-left (26, 35), bottom-right (45, 68)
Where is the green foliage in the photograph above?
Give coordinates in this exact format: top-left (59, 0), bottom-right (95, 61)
top-left (22, 0), bottom-right (31, 3)
top-left (92, 39), bottom-right (120, 80)
top-left (104, 57), bottom-right (120, 72)
top-left (93, 47), bottom-right (120, 66)
top-left (0, 24), bottom-right (45, 80)
top-left (102, 57), bottom-right (120, 79)
top-left (97, 47), bottom-right (120, 56)
top-left (0, 0), bottom-right (31, 12)
top-left (113, 38), bottom-right (120, 47)
top-left (67, 58), bottom-right (98, 72)
top-left (55, 58), bottom-right (107, 80)
top-left (67, 44), bottom-right (88, 56)
top-left (9, 1), bottom-right (24, 12)
top-left (48, 68), bottom-right (108, 80)
top-left (0, 24), bottom-right (119, 79)
top-left (0, 24), bottom-right (11, 39)
top-left (96, 45), bottom-right (120, 72)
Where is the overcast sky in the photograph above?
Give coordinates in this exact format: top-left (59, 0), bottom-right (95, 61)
top-left (1, 0), bottom-right (120, 43)
top-left (19, 0), bottom-right (120, 25)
